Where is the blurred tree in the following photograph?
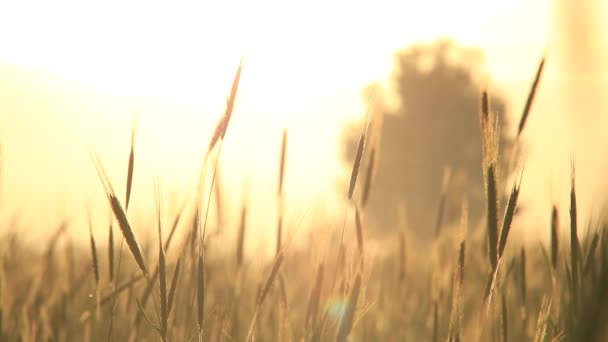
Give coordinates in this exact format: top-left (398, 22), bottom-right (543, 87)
top-left (341, 39), bottom-right (513, 239)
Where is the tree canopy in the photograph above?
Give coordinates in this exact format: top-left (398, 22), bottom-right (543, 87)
top-left (341, 39), bottom-right (513, 239)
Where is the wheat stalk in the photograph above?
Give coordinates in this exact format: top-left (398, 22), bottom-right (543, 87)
top-left (236, 191), bottom-right (247, 269)
top-left (498, 168), bottom-right (524, 258)
top-left (154, 179), bottom-right (168, 341)
top-left (517, 56), bottom-right (546, 137)
top-left (108, 222), bottom-right (114, 283)
top-left (207, 58), bottom-right (244, 153)
top-left (167, 257), bottom-right (181, 317)
top-left (197, 250), bottom-right (206, 335)
top-left (336, 274), bottom-right (362, 342)
top-left (86, 206), bottom-right (99, 286)
top-left (551, 205), bottom-right (560, 270)
top-left (90, 148), bottom-right (148, 278)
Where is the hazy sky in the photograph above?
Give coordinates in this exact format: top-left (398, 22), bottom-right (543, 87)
top-left (1, 0), bottom-right (605, 249)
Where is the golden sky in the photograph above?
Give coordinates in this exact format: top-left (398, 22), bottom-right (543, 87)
top-left (2, 0), bottom-right (606, 248)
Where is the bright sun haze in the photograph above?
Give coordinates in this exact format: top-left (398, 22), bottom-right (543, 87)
top-left (3, 0), bottom-right (604, 249)
top-left (5, 2), bottom-right (608, 341)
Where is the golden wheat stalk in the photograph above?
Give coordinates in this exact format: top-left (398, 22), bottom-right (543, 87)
top-left (570, 164), bottom-right (580, 305)
top-left (197, 250), bottom-right (206, 333)
top-left (360, 147), bottom-right (376, 208)
top-left (207, 58), bottom-right (244, 153)
top-left (125, 117), bottom-right (137, 210)
top-left (480, 90), bottom-right (499, 271)
top-left (246, 253), bottom-right (285, 341)
top-left (354, 206), bottom-right (364, 259)
top-left (551, 205), bottom-right (560, 270)
top-left (86, 205), bottom-right (99, 286)
top-left (517, 56), bottom-right (546, 137)
top-left (258, 253), bottom-right (284, 306)
top-left (154, 179), bottom-right (168, 341)
top-left (498, 168), bottom-right (524, 258)
top-left (108, 222), bottom-right (114, 282)
top-left (434, 167), bottom-right (452, 238)
top-left (236, 194), bottom-right (247, 269)
top-left (90, 148), bottom-right (148, 278)
top-left (348, 127), bottom-right (367, 201)
top-left (278, 128), bottom-right (288, 198)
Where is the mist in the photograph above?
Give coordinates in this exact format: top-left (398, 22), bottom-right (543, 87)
top-left (514, 0), bottom-right (608, 242)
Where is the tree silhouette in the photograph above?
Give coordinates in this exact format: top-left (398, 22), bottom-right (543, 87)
top-left (341, 39), bottom-right (513, 239)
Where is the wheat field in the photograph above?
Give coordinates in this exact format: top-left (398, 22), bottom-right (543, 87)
top-left (1, 57), bottom-right (608, 342)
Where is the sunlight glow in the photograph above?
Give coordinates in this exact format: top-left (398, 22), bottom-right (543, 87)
top-left (0, 0), bottom-right (569, 246)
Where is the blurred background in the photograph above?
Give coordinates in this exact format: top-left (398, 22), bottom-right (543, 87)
top-left (0, 0), bottom-right (606, 254)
